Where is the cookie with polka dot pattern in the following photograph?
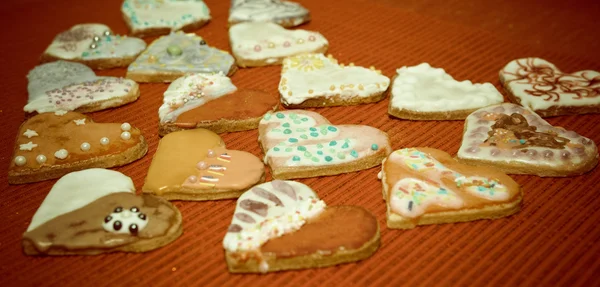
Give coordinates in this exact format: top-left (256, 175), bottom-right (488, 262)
top-left (457, 103), bottom-right (598, 177)
top-left (8, 112), bottom-right (147, 184)
top-left (22, 169), bottom-right (183, 255)
top-left (259, 110), bottom-right (392, 179)
top-left (40, 24), bottom-right (146, 69)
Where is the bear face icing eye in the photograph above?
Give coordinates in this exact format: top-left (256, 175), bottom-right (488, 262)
top-left (139, 213), bottom-right (147, 220)
top-left (130, 206), bottom-right (139, 213)
top-left (102, 206), bottom-right (148, 235)
top-left (114, 206), bottom-right (123, 213)
top-left (113, 220), bottom-right (122, 231)
top-left (104, 215), bottom-right (112, 223)
top-left (129, 224), bottom-right (139, 235)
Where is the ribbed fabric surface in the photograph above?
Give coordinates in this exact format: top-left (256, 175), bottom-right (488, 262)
top-left (1, 0), bottom-right (599, 286)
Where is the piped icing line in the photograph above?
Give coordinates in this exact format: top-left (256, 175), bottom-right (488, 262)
top-left (500, 58), bottom-right (600, 111)
top-left (223, 180), bottom-right (326, 252)
top-left (122, 0), bottom-right (211, 32)
top-left (158, 72), bottom-right (237, 123)
top-left (391, 63), bottom-right (504, 112)
top-left (229, 0), bottom-right (310, 27)
top-left (279, 53), bottom-right (390, 106)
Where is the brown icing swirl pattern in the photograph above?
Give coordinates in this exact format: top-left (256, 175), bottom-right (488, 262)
top-left (484, 113), bottom-right (570, 149)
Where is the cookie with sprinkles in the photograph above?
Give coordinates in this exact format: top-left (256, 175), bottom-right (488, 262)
top-left (40, 24), bottom-right (146, 69)
top-left (8, 112), bottom-right (147, 184)
top-left (457, 103), bottom-right (599, 176)
top-left (259, 110), bottom-right (392, 179)
top-left (121, 0), bottom-right (211, 38)
top-left (25, 61), bottom-right (140, 114)
top-left (22, 169), bottom-right (183, 255)
top-left (224, 180), bottom-right (380, 273)
top-left (380, 148), bottom-right (522, 229)
top-left (279, 53), bottom-right (390, 108)
top-left (126, 32), bottom-right (236, 83)
top-left (229, 0), bottom-right (310, 28)
top-left (143, 129), bottom-right (265, 201)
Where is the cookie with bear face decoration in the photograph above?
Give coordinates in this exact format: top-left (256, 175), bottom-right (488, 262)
top-left (22, 169), bottom-right (183, 255)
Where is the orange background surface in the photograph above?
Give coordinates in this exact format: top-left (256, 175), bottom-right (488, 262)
top-left (1, 0), bottom-right (600, 286)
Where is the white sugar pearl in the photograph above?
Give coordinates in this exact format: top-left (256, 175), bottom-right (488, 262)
top-left (187, 175), bottom-right (198, 183)
top-left (14, 156), bottom-right (26, 166)
top-left (100, 137), bottom-right (110, 145)
top-left (36, 154), bottom-right (47, 164)
top-left (207, 149), bottom-right (215, 157)
top-left (81, 142), bottom-right (91, 151)
top-left (54, 149), bottom-right (69, 159)
top-left (120, 131), bottom-right (131, 140)
top-left (121, 123), bottom-right (131, 131)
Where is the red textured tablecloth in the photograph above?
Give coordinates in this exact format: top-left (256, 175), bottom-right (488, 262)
top-left (1, 0), bottom-right (599, 286)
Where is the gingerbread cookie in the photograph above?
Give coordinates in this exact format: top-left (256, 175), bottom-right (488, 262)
top-left (40, 24), bottom-right (146, 69)
top-left (22, 169), bottom-right (183, 255)
top-left (224, 180), bottom-right (380, 273)
top-left (158, 72), bottom-right (278, 136)
top-left (380, 148), bottom-right (522, 229)
top-left (126, 32), bottom-right (236, 83)
top-left (8, 112), bottom-right (147, 184)
top-left (25, 61), bottom-right (139, 114)
top-left (259, 110), bottom-right (391, 179)
top-left (229, 22), bottom-right (328, 67)
top-left (457, 103), bottom-right (598, 177)
top-left (279, 54), bottom-right (390, 108)
top-left (500, 58), bottom-right (600, 117)
top-left (143, 129), bottom-right (265, 201)
top-left (389, 63), bottom-right (504, 120)
top-left (122, 0), bottom-right (211, 37)
top-left (229, 0), bottom-right (310, 28)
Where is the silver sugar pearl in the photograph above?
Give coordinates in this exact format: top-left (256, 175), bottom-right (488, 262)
top-left (104, 30), bottom-right (111, 36)
top-left (90, 43), bottom-right (97, 49)
top-left (93, 36), bottom-right (100, 42)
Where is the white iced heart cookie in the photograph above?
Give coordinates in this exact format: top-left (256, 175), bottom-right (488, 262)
top-left (41, 24), bottom-right (146, 69)
top-left (229, 0), bottom-right (310, 27)
top-left (229, 22), bottom-right (328, 67)
top-left (126, 32), bottom-right (236, 83)
top-left (25, 61), bottom-right (139, 114)
top-left (499, 58), bottom-right (600, 117)
top-left (457, 103), bottom-right (598, 177)
top-left (121, 0), bottom-right (211, 37)
top-left (389, 63), bottom-right (504, 120)
top-left (279, 53), bottom-right (390, 107)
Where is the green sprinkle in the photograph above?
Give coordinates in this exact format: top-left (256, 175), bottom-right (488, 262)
top-left (342, 142), bottom-right (350, 149)
top-left (311, 157), bottom-right (319, 162)
top-left (293, 120), bottom-right (301, 124)
top-left (325, 156), bottom-right (333, 162)
top-left (276, 113), bottom-right (285, 119)
top-left (292, 156), bottom-right (300, 161)
top-left (290, 113), bottom-right (297, 119)
top-left (329, 141), bottom-right (337, 146)
top-left (304, 151), bottom-right (312, 157)
top-left (316, 144), bottom-right (323, 149)
top-left (310, 132), bottom-right (319, 137)
top-left (329, 148), bottom-right (336, 153)
top-left (300, 134), bottom-right (308, 139)
top-left (350, 150), bottom-right (359, 158)
top-left (282, 123), bottom-right (290, 127)
top-left (337, 152), bottom-right (346, 159)
top-left (273, 147), bottom-right (280, 151)
top-left (263, 113), bottom-right (272, 120)
top-left (371, 144), bottom-right (379, 151)
top-left (327, 126), bottom-right (338, 132)
top-left (167, 45), bottom-right (183, 56)
top-left (289, 138), bottom-right (298, 143)
top-left (283, 129), bottom-right (292, 134)
top-left (301, 117), bottom-right (309, 121)
top-left (285, 147), bottom-right (292, 152)
top-left (298, 146), bottom-right (307, 151)
top-left (309, 127), bottom-right (317, 131)
top-left (317, 151), bottom-right (323, 155)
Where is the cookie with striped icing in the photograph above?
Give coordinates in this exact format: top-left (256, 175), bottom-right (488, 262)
top-left (223, 180), bottom-right (380, 273)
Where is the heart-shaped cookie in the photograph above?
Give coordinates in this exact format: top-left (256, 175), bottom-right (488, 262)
top-left (380, 148), bottom-right (522, 229)
top-left (8, 112), bottom-right (147, 184)
top-left (499, 57), bottom-right (600, 117)
top-left (25, 61), bottom-right (140, 114)
top-left (259, 110), bottom-right (391, 179)
top-left (279, 53), bottom-right (390, 107)
top-left (229, 22), bottom-right (328, 67)
top-left (158, 72), bottom-right (278, 136)
top-left (457, 103), bottom-right (599, 176)
top-left (126, 32), bottom-right (236, 83)
top-left (389, 63), bottom-right (504, 120)
top-left (22, 169), bottom-right (182, 255)
top-left (223, 180), bottom-right (380, 273)
top-left (229, 0), bottom-right (310, 27)
top-left (122, 0), bottom-right (211, 37)
top-left (143, 128), bottom-right (265, 201)
top-left (41, 24), bottom-right (146, 69)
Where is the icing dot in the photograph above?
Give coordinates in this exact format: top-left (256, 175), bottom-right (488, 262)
top-left (254, 45), bottom-right (261, 52)
top-left (297, 39), bottom-right (305, 44)
top-left (283, 129), bottom-right (292, 134)
top-left (561, 150), bottom-right (571, 160)
top-left (81, 142), bottom-right (91, 151)
top-left (273, 147), bottom-right (280, 151)
top-left (526, 150), bottom-right (538, 159)
top-left (466, 146), bottom-right (480, 153)
top-left (350, 150), bottom-right (359, 158)
top-left (301, 117), bottom-right (308, 122)
top-left (283, 41), bottom-right (291, 47)
top-left (308, 35), bottom-right (316, 41)
top-left (329, 141), bottom-right (337, 146)
top-left (309, 127), bottom-right (317, 131)
top-left (197, 161), bottom-right (207, 170)
top-left (121, 123), bottom-right (131, 131)
top-left (325, 156), bottom-right (333, 162)
top-left (36, 154), bottom-right (47, 164)
top-left (511, 150), bottom-right (522, 157)
top-left (573, 147), bottom-right (586, 155)
top-left (311, 157), bottom-right (319, 162)
top-left (289, 138), bottom-right (298, 143)
top-left (285, 147), bottom-right (293, 152)
top-left (327, 126), bottom-right (337, 132)
top-left (276, 113), bottom-right (285, 119)
top-left (167, 45), bottom-right (183, 56)
top-left (337, 153), bottom-right (345, 159)
top-left (297, 146), bottom-right (306, 151)
top-left (300, 134), bottom-right (308, 139)
top-left (100, 137), bottom-right (110, 145)
top-left (542, 150), bottom-right (554, 159)
top-left (581, 138), bottom-right (594, 146)
top-left (120, 131), bottom-right (131, 140)
top-left (292, 156), bottom-right (300, 161)
top-left (371, 144), bottom-right (379, 151)
top-left (54, 149), bottom-right (69, 159)
top-left (493, 106), bottom-right (505, 113)
top-left (282, 123), bottom-right (290, 127)
top-left (207, 149), bottom-right (216, 157)
top-left (308, 89), bottom-right (314, 94)
top-left (317, 151), bottom-right (323, 155)
top-left (310, 132), bottom-right (319, 137)
top-left (187, 175), bottom-right (198, 183)
top-left (267, 42), bottom-right (275, 48)
top-left (490, 149), bottom-right (502, 156)
top-left (14, 156), bottom-right (26, 166)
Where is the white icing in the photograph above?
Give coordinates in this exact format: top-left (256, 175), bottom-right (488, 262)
top-left (229, 22), bottom-right (327, 63)
top-left (44, 24), bottom-right (146, 61)
top-left (20, 142), bottom-right (38, 151)
top-left (229, 0), bottom-right (309, 27)
top-left (122, 0), bottom-right (210, 32)
top-left (36, 154), bottom-right (47, 164)
top-left (391, 63), bottom-right (503, 112)
top-left (14, 156), bottom-right (26, 166)
top-left (73, 118), bottom-right (86, 125)
top-left (500, 58), bottom-right (600, 111)
top-left (27, 169), bottom-right (135, 232)
top-left (279, 53), bottom-right (390, 105)
top-left (54, 149), bottom-right (69, 159)
top-left (23, 129), bottom-right (39, 138)
top-left (158, 72), bottom-right (237, 123)
top-left (25, 61), bottom-right (137, 113)
top-left (102, 208), bottom-right (148, 234)
top-left (55, 110), bottom-right (68, 116)
top-left (223, 180), bottom-right (326, 252)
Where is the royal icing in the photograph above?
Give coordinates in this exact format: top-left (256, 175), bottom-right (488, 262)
top-left (391, 63), bottom-right (504, 112)
top-left (102, 206), bottom-right (148, 235)
top-left (44, 24), bottom-right (146, 61)
top-left (127, 32), bottom-right (235, 77)
top-left (229, 0), bottom-right (310, 27)
top-left (122, 0), bottom-right (210, 33)
top-left (279, 53), bottom-right (390, 106)
top-left (25, 61), bottom-right (137, 113)
top-left (457, 103), bottom-right (598, 170)
top-left (500, 58), bottom-right (600, 113)
top-left (229, 22), bottom-right (327, 65)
